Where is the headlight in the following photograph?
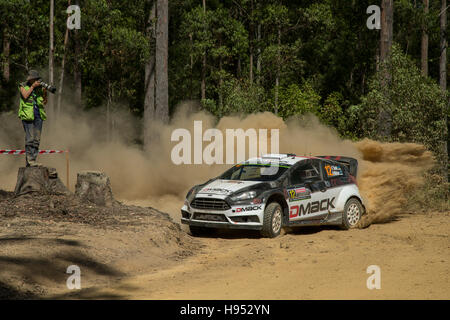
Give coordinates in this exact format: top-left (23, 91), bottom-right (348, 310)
top-left (186, 187), bottom-right (195, 199)
top-left (186, 186), bottom-right (200, 202)
top-left (230, 191), bottom-right (257, 202)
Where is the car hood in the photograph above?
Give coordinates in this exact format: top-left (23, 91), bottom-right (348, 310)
top-left (197, 179), bottom-right (262, 196)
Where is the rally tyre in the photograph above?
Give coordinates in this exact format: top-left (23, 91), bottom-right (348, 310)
top-left (341, 198), bottom-right (363, 230)
top-left (189, 225), bottom-right (217, 237)
top-left (260, 202), bottom-right (283, 238)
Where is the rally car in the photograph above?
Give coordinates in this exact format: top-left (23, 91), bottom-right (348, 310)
top-left (181, 154), bottom-right (366, 238)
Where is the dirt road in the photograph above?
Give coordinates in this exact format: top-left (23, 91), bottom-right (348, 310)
top-left (1, 189), bottom-right (448, 299)
top-left (80, 212), bottom-right (449, 299)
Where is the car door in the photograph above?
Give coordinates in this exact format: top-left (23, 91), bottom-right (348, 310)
top-left (319, 159), bottom-right (347, 212)
top-left (286, 160), bottom-right (329, 222)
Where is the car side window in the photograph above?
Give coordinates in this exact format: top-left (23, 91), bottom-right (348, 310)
top-left (312, 159), bottom-right (324, 179)
top-left (289, 167), bottom-right (303, 185)
top-left (289, 162), bottom-right (321, 186)
top-left (230, 167), bottom-right (242, 180)
top-left (280, 176), bottom-right (289, 188)
top-left (322, 161), bottom-right (344, 179)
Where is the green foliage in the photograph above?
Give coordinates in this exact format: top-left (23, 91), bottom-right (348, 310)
top-left (222, 80), bottom-right (268, 116)
top-left (358, 43), bottom-right (448, 166)
top-left (318, 92), bottom-right (346, 132)
top-left (407, 173), bottom-right (450, 213)
top-left (395, 0), bottom-right (443, 79)
top-left (180, 6), bottom-right (214, 63)
top-left (344, 104), bottom-right (364, 140)
top-left (202, 79), bottom-right (268, 118)
top-left (76, 0), bottom-right (149, 111)
top-left (0, 0), bottom-right (448, 186)
top-left (277, 82), bottom-right (321, 119)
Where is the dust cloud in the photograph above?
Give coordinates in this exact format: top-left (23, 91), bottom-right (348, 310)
top-left (0, 101), bottom-right (436, 226)
top-left (355, 139), bottom-right (435, 226)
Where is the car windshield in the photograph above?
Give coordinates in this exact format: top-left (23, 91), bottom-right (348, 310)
top-left (219, 164), bottom-right (289, 181)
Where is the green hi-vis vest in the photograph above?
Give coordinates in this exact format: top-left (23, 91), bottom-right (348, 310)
top-left (18, 82), bottom-right (47, 121)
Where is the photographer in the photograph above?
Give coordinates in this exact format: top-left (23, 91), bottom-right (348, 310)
top-left (18, 70), bottom-right (48, 167)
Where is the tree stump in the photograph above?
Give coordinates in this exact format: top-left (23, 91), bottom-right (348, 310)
top-left (14, 167), bottom-right (70, 196)
top-left (75, 171), bottom-right (115, 207)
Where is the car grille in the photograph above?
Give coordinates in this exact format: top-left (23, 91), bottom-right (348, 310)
top-left (193, 213), bottom-right (228, 222)
top-left (190, 198), bottom-right (231, 210)
top-left (230, 216), bottom-right (260, 223)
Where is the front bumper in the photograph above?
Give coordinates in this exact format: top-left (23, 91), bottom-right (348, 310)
top-left (181, 218), bottom-right (262, 230)
top-left (181, 200), bottom-right (265, 230)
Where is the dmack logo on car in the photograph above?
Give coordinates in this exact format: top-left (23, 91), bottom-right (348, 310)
top-left (289, 197), bottom-right (335, 219)
top-left (235, 205), bottom-right (262, 213)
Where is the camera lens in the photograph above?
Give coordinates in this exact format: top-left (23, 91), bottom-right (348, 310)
top-left (39, 81), bottom-right (57, 94)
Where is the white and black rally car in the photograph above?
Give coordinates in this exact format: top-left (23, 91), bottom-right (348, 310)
top-left (181, 154), bottom-right (366, 238)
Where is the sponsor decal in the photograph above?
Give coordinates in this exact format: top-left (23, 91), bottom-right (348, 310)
top-left (289, 197), bottom-right (335, 219)
top-left (195, 214), bottom-right (225, 221)
top-left (287, 187), bottom-right (311, 202)
top-left (324, 165), bottom-right (343, 177)
top-left (234, 205), bottom-right (262, 213)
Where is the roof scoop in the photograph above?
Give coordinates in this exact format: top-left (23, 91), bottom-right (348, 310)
top-left (261, 154), bottom-right (295, 160)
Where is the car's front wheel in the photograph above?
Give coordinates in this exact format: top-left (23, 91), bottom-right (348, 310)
top-left (341, 198), bottom-right (363, 229)
top-left (260, 202), bottom-right (283, 238)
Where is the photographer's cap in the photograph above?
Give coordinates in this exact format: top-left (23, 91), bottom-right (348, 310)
top-left (26, 70), bottom-right (41, 81)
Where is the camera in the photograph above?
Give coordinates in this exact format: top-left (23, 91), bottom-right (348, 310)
top-left (39, 80), bottom-right (57, 94)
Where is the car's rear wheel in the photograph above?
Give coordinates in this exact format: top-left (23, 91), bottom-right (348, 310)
top-left (189, 225), bottom-right (217, 237)
top-left (341, 198), bottom-right (363, 229)
top-left (260, 202), bottom-right (283, 238)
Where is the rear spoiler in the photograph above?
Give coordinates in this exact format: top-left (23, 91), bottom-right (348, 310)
top-left (317, 156), bottom-right (358, 177)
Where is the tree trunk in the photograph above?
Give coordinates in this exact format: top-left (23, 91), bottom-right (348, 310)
top-left (249, 0), bottom-right (254, 85)
top-left (25, 19), bottom-right (30, 71)
top-left (249, 50), bottom-right (254, 84)
top-left (107, 80), bottom-right (112, 141)
top-left (201, 0), bottom-right (207, 101)
top-left (189, 34), bottom-right (194, 98)
top-left (219, 56), bottom-right (223, 110)
top-left (57, 28), bottom-right (69, 117)
top-left (375, 47), bottom-right (380, 72)
top-left (2, 30), bottom-right (10, 82)
top-left (236, 58), bottom-right (240, 77)
top-left (421, 0), bottom-right (429, 76)
top-left (201, 56), bottom-right (206, 101)
top-left (73, 0), bottom-right (82, 108)
top-left (75, 171), bottom-right (115, 207)
top-left (49, 0), bottom-right (55, 118)
top-left (57, 2), bottom-right (71, 118)
top-left (144, 1), bottom-right (156, 147)
top-left (378, 0), bottom-right (394, 139)
top-left (440, 0), bottom-right (447, 91)
top-left (256, 23), bottom-right (261, 85)
top-left (380, 0), bottom-right (393, 63)
top-left (440, 0), bottom-right (448, 182)
top-left (14, 166), bottom-right (70, 196)
top-left (274, 25), bottom-right (281, 115)
top-left (155, 0), bottom-right (169, 123)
